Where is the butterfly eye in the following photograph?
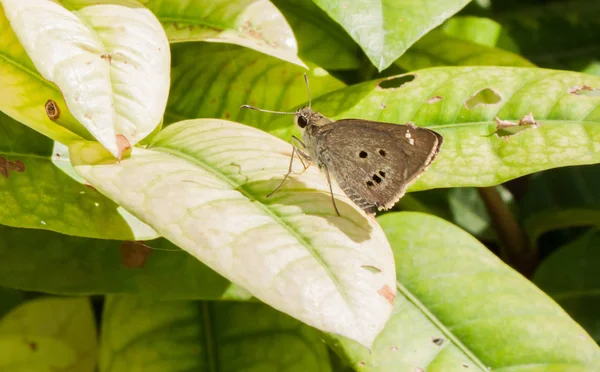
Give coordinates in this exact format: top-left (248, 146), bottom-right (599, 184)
top-left (297, 115), bottom-right (308, 128)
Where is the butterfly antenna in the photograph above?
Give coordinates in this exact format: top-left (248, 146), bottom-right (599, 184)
top-left (240, 105), bottom-right (295, 115)
top-left (303, 73), bottom-right (312, 109)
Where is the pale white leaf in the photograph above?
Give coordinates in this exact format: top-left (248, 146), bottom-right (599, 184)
top-left (70, 119), bottom-right (397, 348)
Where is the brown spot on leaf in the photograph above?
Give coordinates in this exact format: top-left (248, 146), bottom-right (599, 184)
top-left (390, 346), bottom-right (398, 351)
top-left (494, 112), bottom-right (541, 140)
top-left (357, 361), bottom-right (365, 367)
top-left (45, 100), bottom-right (60, 121)
top-left (8, 160), bottom-right (25, 172)
top-left (224, 112), bottom-right (230, 119)
top-left (462, 363), bottom-right (470, 368)
top-left (210, 98), bottom-right (216, 104)
top-left (120, 241), bottom-right (153, 268)
top-left (432, 337), bottom-right (444, 346)
top-left (380, 103), bottom-right (387, 109)
top-left (24, 339), bottom-right (37, 351)
top-left (464, 88), bottom-right (502, 110)
top-left (0, 156), bottom-right (25, 178)
top-left (116, 134), bottom-right (131, 161)
top-left (377, 284), bottom-right (395, 304)
top-left (377, 74), bottom-right (416, 90)
top-left (426, 95), bottom-right (442, 104)
top-left (101, 53), bottom-right (113, 65)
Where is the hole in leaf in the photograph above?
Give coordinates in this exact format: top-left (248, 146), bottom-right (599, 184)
top-left (378, 74), bottom-right (415, 89)
top-left (359, 151), bottom-right (368, 158)
top-left (464, 88), bottom-right (502, 110)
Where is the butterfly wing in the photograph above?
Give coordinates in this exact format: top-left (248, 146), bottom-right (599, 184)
top-left (315, 119), bottom-right (443, 213)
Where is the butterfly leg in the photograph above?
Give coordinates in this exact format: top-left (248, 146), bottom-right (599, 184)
top-left (322, 163), bottom-right (341, 217)
top-left (267, 140), bottom-right (312, 198)
top-left (291, 135), bottom-right (311, 174)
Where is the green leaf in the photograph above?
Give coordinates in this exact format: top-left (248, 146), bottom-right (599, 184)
top-left (0, 297), bottom-right (97, 372)
top-left (271, 0), bottom-right (361, 70)
top-left (0, 112), bottom-right (156, 239)
top-left (166, 42), bottom-right (343, 130)
top-left (328, 212), bottom-right (600, 371)
top-left (534, 229), bottom-right (600, 343)
top-left (1, 0), bottom-right (170, 157)
top-left (441, 16), bottom-right (502, 47)
top-left (0, 6), bottom-right (88, 145)
top-left (147, 0), bottom-right (305, 67)
top-left (396, 30), bottom-right (535, 71)
top-left (0, 225), bottom-right (231, 299)
top-left (0, 287), bottom-right (24, 318)
top-left (312, 0), bottom-right (471, 71)
top-left (495, 0), bottom-right (600, 71)
top-left (69, 119), bottom-right (397, 348)
top-left (269, 67), bottom-right (600, 191)
top-left (520, 165), bottom-right (600, 248)
top-left (99, 296), bottom-right (331, 371)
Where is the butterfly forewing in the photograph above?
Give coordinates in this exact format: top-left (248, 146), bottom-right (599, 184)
top-left (315, 119), bottom-right (442, 213)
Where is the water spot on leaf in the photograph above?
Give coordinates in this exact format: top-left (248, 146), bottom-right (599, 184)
top-left (426, 95), bottom-right (442, 104)
top-left (377, 284), bottom-right (394, 304)
top-left (464, 88), bottom-right (502, 110)
top-left (45, 100), bottom-right (60, 121)
top-left (120, 241), bottom-right (153, 268)
top-left (377, 74), bottom-right (416, 89)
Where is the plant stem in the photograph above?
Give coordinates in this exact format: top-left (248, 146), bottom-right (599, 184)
top-left (478, 186), bottom-right (538, 277)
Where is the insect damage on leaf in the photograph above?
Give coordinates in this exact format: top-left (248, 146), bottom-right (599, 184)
top-left (426, 95), bottom-right (443, 104)
top-left (45, 99), bottom-right (60, 121)
top-left (464, 88), bottom-right (502, 110)
top-left (377, 74), bottom-right (416, 90)
top-left (361, 265), bottom-right (382, 273)
top-left (0, 156), bottom-right (25, 178)
top-left (120, 241), bottom-right (153, 268)
top-left (432, 336), bottom-right (444, 346)
top-left (494, 112), bottom-right (542, 141)
top-left (568, 84), bottom-right (600, 96)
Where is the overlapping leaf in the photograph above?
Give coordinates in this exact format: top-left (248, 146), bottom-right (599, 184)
top-left (69, 119), bottom-right (396, 348)
top-left (0, 297), bottom-right (96, 372)
top-left (166, 42), bottom-right (343, 129)
top-left (147, 0), bottom-right (304, 67)
top-left (312, 0), bottom-right (471, 71)
top-left (100, 296), bottom-right (331, 371)
top-left (328, 212), bottom-right (600, 371)
top-left (0, 0), bottom-right (170, 157)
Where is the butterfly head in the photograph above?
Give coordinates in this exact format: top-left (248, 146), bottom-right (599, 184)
top-left (294, 107), bottom-right (329, 130)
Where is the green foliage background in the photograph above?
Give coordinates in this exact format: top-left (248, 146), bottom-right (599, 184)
top-left (1, 0), bottom-right (600, 371)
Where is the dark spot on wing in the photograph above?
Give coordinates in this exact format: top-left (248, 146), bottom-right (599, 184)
top-left (359, 151), bottom-right (367, 158)
top-left (379, 149), bottom-right (386, 157)
top-left (373, 174), bottom-right (382, 184)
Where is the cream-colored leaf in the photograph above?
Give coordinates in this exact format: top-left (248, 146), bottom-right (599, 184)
top-left (1, 0), bottom-right (170, 157)
top-left (70, 119), bottom-right (396, 348)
